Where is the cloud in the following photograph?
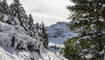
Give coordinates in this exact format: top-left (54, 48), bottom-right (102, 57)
top-left (7, 0), bottom-right (71, 26)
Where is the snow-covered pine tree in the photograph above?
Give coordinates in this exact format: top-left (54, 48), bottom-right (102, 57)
top-left (41, 22), bottom-right (48, 49)
top-left (0, 0), bottom-right (9, 22)
top-left (36, 23), bottom-right (39, 29)
top-left (0, 0), bottom-right (48, 50)
top-left (9, 0), bottom-right (29, 31)
top-left (2, 0), bottom-right (7, 4)
top-left (29, 14), bottom-right (33, 28)
top-left (0, 0), bottom-right (9, 14)
top-left (63, 0), bottom-right (105, 60)
top-left (9, 0), bottom-right (22, 16)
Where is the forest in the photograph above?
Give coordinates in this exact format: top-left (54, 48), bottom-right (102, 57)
top-left (0, 0), bottom-right (105, 60)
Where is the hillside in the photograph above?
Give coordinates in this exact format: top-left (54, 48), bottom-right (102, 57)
top-left (0, 21), bottom-right (68, 60)
top-left (0, 0), bottom-right (69, 60)
top-left (46, 22), bottom-right (77, 55)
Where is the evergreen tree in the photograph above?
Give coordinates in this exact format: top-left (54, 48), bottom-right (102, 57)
top-left (36, 23), bottom-right (39, 29)
top-left (0, 13), bottom-right (4, 22)
top-left (0, 0), bottom-right (48, 52)
top-left (10, 0), bottom-right (22, 16)
top-left (29, 14), bottom-right (33, 27)
top-left (3, 0), bottom-right (7, 4)
top-left (41, 22), bottom-right (48, 49)
top-left (0, 0), bottom-right (9, 22)
top-left (9, 0), bottom-right (27, 21)
top-left (0, 0), bottom-right (9, 14)
top-left (63, 0), bottom-right (105, 60)
top-left (9, 0), bottom-right (29, 31)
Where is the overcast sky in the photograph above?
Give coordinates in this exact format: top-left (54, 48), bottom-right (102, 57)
top-left (8, 0), bottom-right (72, 26)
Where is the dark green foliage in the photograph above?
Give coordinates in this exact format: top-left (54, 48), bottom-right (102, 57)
top-left (0, 13), bottom-right (4, 22)
top-left (41, 22), bottom-right (48, 49)
top-left (34, 49), bottom-right (40, 55)
top-left (63, 38), bottom-right (87, 60)
top-left (11, 36), bottom-right (25, 50)
top-left (27, 42), bottom-right (35, 52)
top-left (30, 58), bottom-right (35, 60)
top-left (63, 0), bottom-right (105, 60)
top-left (0, 0), bottom-right (9, 14)
top-left (29, 14), bottom-right (33, 27)
top-left (27, 42), bottom-right (40, 54)
top-left (11, 36), bottom-right (15, 47)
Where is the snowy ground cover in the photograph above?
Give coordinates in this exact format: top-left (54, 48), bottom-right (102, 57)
top-left (0, 21), bottom-right (68, 60)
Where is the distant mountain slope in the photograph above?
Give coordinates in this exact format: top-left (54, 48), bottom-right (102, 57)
top-left (46, 22), bottom-right (77, 55)
top-left (46, 22), bottom-right (77, 45)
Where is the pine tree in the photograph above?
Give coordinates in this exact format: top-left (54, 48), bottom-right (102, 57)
top-left (10, 0), bottom-right (22, 16)
top-left (9, 0), bottom-right (28, 20)
top-left (0, 0), bottom-right (9, 22)
top-left (29, 14), bottom-right (33, 27)
top-left (3, 0), bottom-right (7, 4)
top-left (9, 0), bottom-right (29, 31)
top-left (28, 14), bottom-right (34, 37)
top-left (0, 0), bottom-right (48, 52)
top-left (41, 22), bottom-right (48, 49)
top-left (63, 0), bottom-right (105, 60)
top-left (36, 23), bottom-right (39, 29)
top-left (0, 0), bottom-right (9, 14)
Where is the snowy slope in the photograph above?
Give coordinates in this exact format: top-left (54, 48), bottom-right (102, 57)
top-left (0, 21), bottom-right (68, 60)
top-left (46, 22), bottom-right (77, 55)
top-left (41, 50), bottom-right (68, 60)
top-left (0, 0), bottom-right (69, 60)
top-left (0, 21), bottom-right (43, 60)
top-left (46, 22), bottom-right (77, 45)
top-left (0, 46), bottom-right (67, 60)
top-left (0, 47), bottom-right (40, 60)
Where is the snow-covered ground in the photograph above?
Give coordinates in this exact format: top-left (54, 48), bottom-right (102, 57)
top-left (0, 47), bottom-right (40, 60)
top-left (0, 21), bottom-right (76, 60)
top-left (40, 50), bottom-right (68, 60)
top-left (0, 21), bottom-right (43, 60)
top-left (0, 21), bottom-right (68, 60)
top-left (0, 46), bottom-right (67, 60)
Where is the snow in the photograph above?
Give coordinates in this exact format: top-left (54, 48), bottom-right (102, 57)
top-left (102, 4), bottom-right (105, 7)
top-left (46, 22), bottom-right (77, 56)
top-left (4, 14), bottom-right (9, 22)
top-left (0, 46), bottom-right (67, 60)
top-left (0, 21), bottom-right (43, 50)
top-left (46, 22), bottom-right (77, 45)
top-left (0, 21), bottom-right (68, 60)
top-left (0, 0), bottom-right (69, 60)
top-left (0, 21), bottom-right (43, 60)
top-left (40, 50), bottom-right (68, 60)
top-left (87, 0), bottom-right (91, 2)
top-left (0, 47), bottom-right (40, 60)
top-left (79, 18), bottom-right (88, 21)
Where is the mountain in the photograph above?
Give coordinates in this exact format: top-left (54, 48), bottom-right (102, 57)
top-left (46, 22), bottom-right (77, 55)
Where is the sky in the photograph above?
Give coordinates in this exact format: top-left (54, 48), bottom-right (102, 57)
top-left (7, 0), bottom-right (72, 26)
